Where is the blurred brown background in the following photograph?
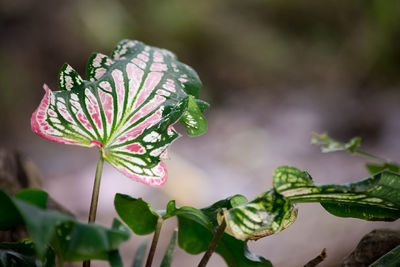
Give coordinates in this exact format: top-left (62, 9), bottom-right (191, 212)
top-left (1, 0), bottom-right (400, 266)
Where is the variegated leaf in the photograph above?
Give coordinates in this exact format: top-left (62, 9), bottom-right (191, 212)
top-left (273, 166), bottom-right (400, 221)
top-left (217, 190), bottom-right (297, 241)
top-left (31, 40), bottom-right (208, 186)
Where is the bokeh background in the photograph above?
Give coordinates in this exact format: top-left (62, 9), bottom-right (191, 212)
top-left (1, 0), bottom-right (400, 266)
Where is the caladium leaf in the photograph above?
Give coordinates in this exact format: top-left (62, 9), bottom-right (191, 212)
top-left (217, 190), bottom-right (297, 241)
top-left (31, 40), bottom-right (208, 186)
top-left (273, 166), bottom-right (400, 221)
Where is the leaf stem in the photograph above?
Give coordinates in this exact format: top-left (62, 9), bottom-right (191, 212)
top-left (198, 218), bottom-right (227, 267)
top-left (83, 151), bottom-right (105, 267)
top-left (88, 151), bottom-right (105, 223)
top-left (354, 150), bottom-right (388, 164)
top-left (145, 217), bottom-right (163, 267)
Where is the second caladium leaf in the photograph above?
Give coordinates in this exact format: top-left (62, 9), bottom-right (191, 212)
top-left (31, 40), bottom-right (208, 186)
top-left (218, 190), bottom-right (297, 241)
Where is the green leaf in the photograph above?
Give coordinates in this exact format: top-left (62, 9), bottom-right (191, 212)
top-left (13, 199), bottom-right (72, 256)
top-left (114, 193), bottom-right (159, 235)
top-left (218, 190), bottom-right (297, 241)
top-left (229, 194), bottom-right (248, 208)
top-left (175, 199), bottom-right (272, 266)
top-left (195, 99), bottom-right (210, 113)
top-left (108, 250), bottom-right (123, 267)
top-left (175, 210), bottom-right (213, 254)
top-left (0, 189), bottom-right (130, 262)
top-left (160, 230), bottom-right (177, 267)
top-left (366, 163), bottom-right (400, 174)
top-left (273, 166), bottom-right (400, 221)
top-left (179, 95), bottom-right (208, 136)
top-left (131, 240), bottom-right (147, 267)
top-left (369, 245), bottom-right (400, 267)
top-left (31, 39), bottom-right (208, 187)
top-left (15, 189), bottom-right (48, 209)
top-left (311, 132), bottom-right (361, 153)
top-left (215, 235), bottom-right (272, 267)
top-left (0, 190), bottom-right (23, 230)
top-left (115, 194), bottom-right (272, 266)
top-left (52, 218), bottom-right (130, 261)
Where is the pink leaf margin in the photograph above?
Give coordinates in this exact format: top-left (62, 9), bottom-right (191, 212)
top-left (31, 84), bottom-right (79, 145)
top-left (120, 161), bottom-right (168, 187)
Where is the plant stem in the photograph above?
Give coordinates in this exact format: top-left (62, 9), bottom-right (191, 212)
top-left (354, 150), bottom-right (388, 164)
top-left (83, 151), bottom-right (105, 267)
top-left (88, 152), bottom-right (105, 223)
top-left (198, 219), bottom-right (227, 267)
top-left (145, 217), bottom-right (163, 267)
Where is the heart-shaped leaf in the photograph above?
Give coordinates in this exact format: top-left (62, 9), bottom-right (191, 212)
top-left (31, 40), bottom-right (208, 186)
top-left (273, 166), bottom-right (400, 221)
top-left (114, 194), bottom-right (159, 235)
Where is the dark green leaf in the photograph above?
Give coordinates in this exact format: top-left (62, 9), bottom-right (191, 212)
top-left (273, 166), bottom-right (400, 221)
top-left (131, 240), bottom-right (147, 267)
top-left (15, 189), bottom-right (48, 209)
top-left (369, 245), bottom-right (400, 267)
top-left (177, 213), bottom-right (213, 254)
top-left (216, 234), bottom-right (272, 267)
top-left (43, 246), bottom-right (55, 267)
top-left (52, 218), bottom-right (130, 261)
top-left (160, 230), bottom-right (177, 267)
top-left (13, 199), bottom-right (71, 255)
top-left (0, 190), bottom-right (23, 230)
top-left (0, 189), bottom-right (130, 262)
top-left (117, 195), bottom-right (272, 267)
top-left (166, 197), bottom-right (271, 266)
top-left (108, 250), bottom-right (123, 267)
top-left (311, 132), bottom-right (361, 153)
top-left (114, 193), bottom-right (159, 235)
top-left (366, 163), bottom-right (400, 174)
